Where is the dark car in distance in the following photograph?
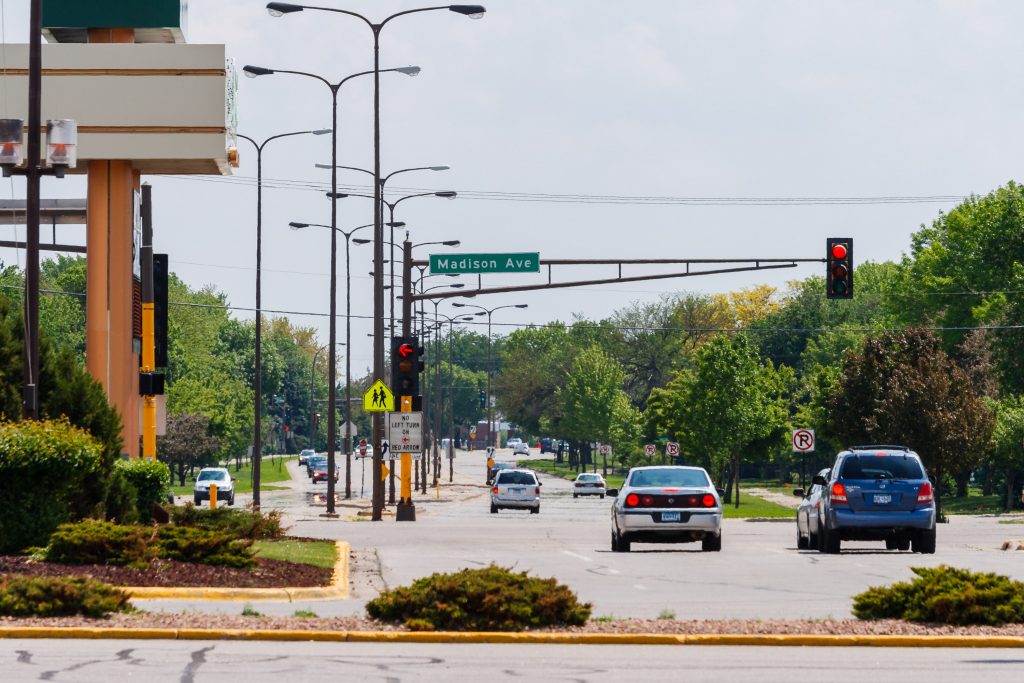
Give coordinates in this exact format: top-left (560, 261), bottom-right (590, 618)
top-left (814, 445), bottom-right (936, 554)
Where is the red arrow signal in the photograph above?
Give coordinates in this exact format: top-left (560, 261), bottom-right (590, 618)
top-left (398, 343), bottom-right (415, 358)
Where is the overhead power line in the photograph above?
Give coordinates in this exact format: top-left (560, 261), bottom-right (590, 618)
top-left (155, 174), bottom-right (969, 207)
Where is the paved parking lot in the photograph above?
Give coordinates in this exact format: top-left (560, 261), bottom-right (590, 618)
top-left (147, 449), bottom-right (1024, 620)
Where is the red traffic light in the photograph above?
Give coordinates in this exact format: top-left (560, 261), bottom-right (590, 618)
top-left (398, 343), bottom-right (415, 358)
top-left (831, 243), bottom-right (848, 260)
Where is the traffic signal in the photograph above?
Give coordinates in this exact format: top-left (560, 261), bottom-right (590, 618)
top-left (284, 406), bottom-right (292, 426)
top-left (479, 390), bottom-right (486, 407)
top-left (391, 336), bottom-right (424, 396)
top-left (826, 238), bottom-right (853, 300)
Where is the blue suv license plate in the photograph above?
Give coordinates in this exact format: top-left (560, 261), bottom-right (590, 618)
top-left (873, 494), bottom-right (892, 505)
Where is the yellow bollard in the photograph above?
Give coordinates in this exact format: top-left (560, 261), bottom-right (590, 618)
top-left (209, 483), bottom-right (217, 510)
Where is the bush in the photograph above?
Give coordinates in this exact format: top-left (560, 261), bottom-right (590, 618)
top-left (169, 504), bottom-right (285, 540)
top-left (853, 565), bottom-right (1024, 625)
top-left (115, 459), bottom-right (170, 523)
top-left (366, 565), bottom-right (591, 631)
top-left (0, 419), bottom-right (105, 553)
top-left (0, 575), bottom-right (132, 618)
top-left (43, 520), bottom-right (156, 568)
top-left (103, 466), bottom-right (139, 524)
top-left (156, 526), bottom-right (256, 569)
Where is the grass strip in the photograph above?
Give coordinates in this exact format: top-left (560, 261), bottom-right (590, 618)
top-left (252, 539), bottom-right (337, 569)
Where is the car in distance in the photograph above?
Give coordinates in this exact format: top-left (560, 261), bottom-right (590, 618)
top-left (311, 461), bottom-right (339, 484)
top-left (298, 448), bottom-right (316, 466)
top-left (539, 437), bottom-right (555, 454)
top-left (573, 472), bottom-right (606, 498)
top-left (486, 461), bottom-right (514, 485)
top-left (490, 468), bottom-right (541, 514)
top-left (608, 466), bottom-right (722, 552)
top-left (306, 454), bottom-right (327, 477)
top-left (815, 445), bottom-right (936, 554)
top-left (794, 469), bottom-right (829, 549)
top-left (193, 467), bottom-right (235, 506)
top-left (510, 439), bottom-right (529, 455)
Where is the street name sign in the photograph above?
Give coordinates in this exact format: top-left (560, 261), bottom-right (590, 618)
top-left (430, 253), bottom-right (540, 274)
top-left (388, 411), bottom-right (423, 454)
top-left (363, 380), bottom-right (394, 412)
top-left (792, 429), bottom-right (815, 452)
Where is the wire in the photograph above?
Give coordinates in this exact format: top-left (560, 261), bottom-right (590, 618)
top-left (154, 174), bottom-right (970, 208)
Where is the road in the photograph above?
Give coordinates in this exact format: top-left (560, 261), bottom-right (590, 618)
top-left (140, 448), bottom-right (1024, 620)
top-left (2, 640), bottom-right (1022, 682)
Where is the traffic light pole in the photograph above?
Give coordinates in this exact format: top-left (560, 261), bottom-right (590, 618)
top-left (396, 237), bottom-right (416, 521)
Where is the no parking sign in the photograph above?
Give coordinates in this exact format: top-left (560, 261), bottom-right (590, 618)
top-left (792, 429), bottom-right (815, 452)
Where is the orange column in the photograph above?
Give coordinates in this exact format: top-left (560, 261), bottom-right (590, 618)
top-left (85, 28), bottom-right (140, 457)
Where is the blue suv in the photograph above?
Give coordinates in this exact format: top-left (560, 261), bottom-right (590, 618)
top-left (815, 445), bottom-right (936, 554)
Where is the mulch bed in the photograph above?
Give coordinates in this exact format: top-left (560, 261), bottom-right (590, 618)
top-left (0, 555), bottom-right (332, 588)
top-left (2, 614), bottom-right (1024, 636)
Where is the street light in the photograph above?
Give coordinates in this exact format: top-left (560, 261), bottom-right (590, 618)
top-left (271, 1), bottom-right (486, 522)
top-left (290, 221), bottom-right (373, 498)
top-left (237, 128), bottom-right (329, 509)
top-left (245, 62), bottom-right (417, 515)
top-left (452, 303), bottom-right (529, 448)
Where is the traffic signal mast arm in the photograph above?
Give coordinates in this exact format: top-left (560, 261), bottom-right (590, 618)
top-left (404, 257), bottom-right (825, 302)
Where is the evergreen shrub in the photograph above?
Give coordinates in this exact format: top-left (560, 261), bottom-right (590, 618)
top-left (155, 526), bottom-right (256, 568)
top-left (169, 504), bottom-right (285, 540)
top-left (0, 575), bottom-right (132, 618)
top-left (43, 520), bottom-right (156, 568)
top-left (366, 565), bottom-right (591, 631)
top-left (115, 459), bottom-right (170, 523)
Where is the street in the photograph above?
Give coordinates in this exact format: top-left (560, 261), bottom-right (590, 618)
top-left (141, 449), bottom-right (1024, 620)
top-left (1, 640), bottom-right (1021, 683)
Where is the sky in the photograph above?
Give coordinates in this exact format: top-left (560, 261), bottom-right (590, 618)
top-left (1, 0), bottom-right (1023, 374)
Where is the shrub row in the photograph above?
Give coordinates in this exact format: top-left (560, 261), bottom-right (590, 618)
top-left (169, 504), bottom-right (285, 540)
top-left (366, 565), bottom-right (591, 631)
top-left (853, 565), bottom-right (1024, 625)
top-left (0, 575), bottom-right (131, 618)
top-left (43, 520), bottom-right (255, 569)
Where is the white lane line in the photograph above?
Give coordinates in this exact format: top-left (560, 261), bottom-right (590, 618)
top-left (606, 568), bottom-right (620, 574)
top-left (634, 584), bottom-right (649, 591)
top-left (562, 550), bottom-right (593, 563)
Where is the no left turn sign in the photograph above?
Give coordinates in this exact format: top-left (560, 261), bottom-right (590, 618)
top-left (792, 429), bottom-right (815, 452)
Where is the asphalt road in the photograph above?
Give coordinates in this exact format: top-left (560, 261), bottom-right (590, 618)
top-left (2, 640), bottom-right (1022, 682)
top-left (140, 449), bottom-right (1024, 620)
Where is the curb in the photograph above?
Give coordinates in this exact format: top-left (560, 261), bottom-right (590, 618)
top-left (0, 628), bottom-right (1022, 647)
top-left (124, 541), bottom-right (348, 602)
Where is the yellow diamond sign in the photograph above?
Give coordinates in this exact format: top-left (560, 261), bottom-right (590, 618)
top-left (363, 380), bottom-right (394, 412)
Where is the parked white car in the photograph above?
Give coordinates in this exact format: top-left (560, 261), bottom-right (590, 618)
top-left (193, 467), bottom-right (235, 506)
top-left (490, 468), bottom-right (541, 514)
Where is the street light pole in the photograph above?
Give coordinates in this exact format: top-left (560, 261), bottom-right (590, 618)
top-left (452, 303), bottom-right (530, 448)
top-left (266, 1), bottom-right (487, 522)
top-left (238, 129), bottom-right (327, 509)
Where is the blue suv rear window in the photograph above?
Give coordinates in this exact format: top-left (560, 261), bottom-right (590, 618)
top-left (840, 455), bottom-right (924, 480)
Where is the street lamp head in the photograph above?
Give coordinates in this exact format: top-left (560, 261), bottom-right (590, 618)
top-left (353, 238), bottom-right (371, 245)
top-left (441, 240), bottom-right (461, 247)
top-left (450, 5), bottom-right (487, 19)
top-left (451, 303), bottom-right (466, 307)
top-left (430, 166), bottom-right (451, 171)
top-left (386, 221), bottom-right (406, 228)
top-left (289, 222), bottom-right (309, 230)
top-left (515, 304), bottom-right (529, 309)
top-left (243, 65), bottom-right (275, 78)
top-left (267, 2), bottom-right (304, 17)
top-left (396, 66), bottom-right (422, 77)
top-left (325, 192), bottom-right (349, 199)
top-left (450, 284), bottom-right (466, 289)
top-left (474, 311), bottom-right (487, 316)
top-left (312, 128), bottom-right (332, 136)
top-left (435, 191), bottom-right (457, 199)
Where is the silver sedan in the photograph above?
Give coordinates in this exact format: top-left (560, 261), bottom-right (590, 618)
top-left (608, 465), bottom-right (722, 552)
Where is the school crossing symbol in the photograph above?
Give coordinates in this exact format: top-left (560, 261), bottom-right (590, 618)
top-left (363, 380), bottom-right (395, 412)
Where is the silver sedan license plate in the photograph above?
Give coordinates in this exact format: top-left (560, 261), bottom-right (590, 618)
top-left (873, 494), bottom-right (892, 504)
top-left (661, 511), bottom-right (681, 522)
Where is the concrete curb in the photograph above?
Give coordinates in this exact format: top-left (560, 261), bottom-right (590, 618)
top-left (0, 628), bottom-right (1022, 647)
top-left (124, 541), bottom-right (349, 602)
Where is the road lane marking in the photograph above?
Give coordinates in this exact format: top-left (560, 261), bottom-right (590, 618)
top-left (562, 550), bottom-right (593, 563)
top-left (634, 584), bottom-right (648, 591)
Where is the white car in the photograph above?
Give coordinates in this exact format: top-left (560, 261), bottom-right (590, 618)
top-left (573, 472), bottom-right (606, 498)
top-left (608, 466), bottom-right (722, 552)
top-left (490, 468), bottom-right (541, 514)
top-left (193, 467), bottom-right (235, 506)
top-left (298, 448), bottom-right (316, 466)
top-left (507, 438), bottom-right (529, 455)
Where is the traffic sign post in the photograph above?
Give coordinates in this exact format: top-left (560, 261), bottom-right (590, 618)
top-left (792, 429), bottom-right (815, 452)
top-left (363, 380), bottom-right (394, 412)
top-left (388, 411), bottom-right (423, 458)
top-left (644, 444), bottom-right (656, 458)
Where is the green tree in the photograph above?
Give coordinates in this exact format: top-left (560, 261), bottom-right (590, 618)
top-left (158, 413), bottom-right (220, 486)
top-left (558, 345), bottom-right (626, 474)
top-left (988, 396), bottom-right (1024, 511)
top-left (823, 328), bottom-right (994, 516)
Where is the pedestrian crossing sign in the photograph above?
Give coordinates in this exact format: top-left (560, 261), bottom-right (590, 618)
top-left (363, 380), bottom-right (395, 412)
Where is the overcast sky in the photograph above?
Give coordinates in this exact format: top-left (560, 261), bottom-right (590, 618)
top-left (1, 0), bottom-right (1023, 372)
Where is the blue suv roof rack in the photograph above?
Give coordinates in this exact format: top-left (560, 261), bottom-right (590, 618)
top-left (848, 444), bottom-right (911, 451)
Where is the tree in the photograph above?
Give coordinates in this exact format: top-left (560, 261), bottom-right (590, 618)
top-left (558, 345), bottom-right (625, 474)
top-left (158, 413), bottom-right (220, 486)
top-left (988, 396), bottom-right (1024, 511)
top-left (823, 328), bottom-right (994, 516)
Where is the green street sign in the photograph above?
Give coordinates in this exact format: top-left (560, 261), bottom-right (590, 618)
top-left (430, 253), bottom-right (540, 274)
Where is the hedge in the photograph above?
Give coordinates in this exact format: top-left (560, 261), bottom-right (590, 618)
top-left (115, 459), bottom-right (170, 523)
